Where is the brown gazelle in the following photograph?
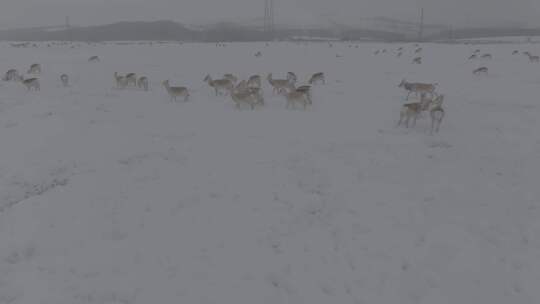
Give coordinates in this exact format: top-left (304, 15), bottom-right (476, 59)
top-left (3, 69), bottom-right (19, 81)
top-left (281, 87), bottom-right (310, 110)
top-left (114, 72), bottom-right (128, 89)
top-left (27, 64), bottom-right (41, 75)
top-left (247, 75), bottom-right (262, 89)
top-left (429, 95), bottom-right (445, 134)
top-left (267, 73), bottom-right (292, 94)
top-left (399, 79), bottom-right (437, 100)
top-left (88, 56), bottom-right (100, 62)
top-left (204, 75), bottom-right (234, 96)
top-left (308, 72), bottom-right (325, 85)
top-left (412, 57), bottom-right (422, 64)
top-left (125, 73), bottom-right (137, 87)
top-left (397, 102), bottom-right (422, 128)
top-left (20, 77), bottom-right (40, 91)
top-left (473, 67), bottom-right (488, 75)
top-left (137, 76), bottom-right (149, 91)
top-left (162, 80), bottom-right (189, 102)
top-left (229, 86), bottom-right (264, 110)
top-left (60, 74), bottom-right (69, 87)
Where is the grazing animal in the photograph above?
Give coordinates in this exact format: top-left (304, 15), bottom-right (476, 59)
top-left (374, 50), bottom-right (380, 55)
top-left (481, 53), bottom-right (492, 59)
top-left (287, 72), bottom-right (298, 84)
top-left (308, 72), bottom-right (325, 85)
top-left (88, 56), bottom-right (100, 62)
top-left (468, 54), bottom-right (477, 60)
top-left (27, 64), bottom-right (41, 75)
top-left (397, 102), bottom-right (423, 128)
top-left (412, 57), bottom-right (422, 64)
top-left (20, 77), bottom-right (40, 91)
top-left (137, 76), bottom-right (149, 91)
top-left (396, 52), bottom-right (403, 58)
top-left (162, 80), bottom-right (189, 102)
top-left (60, 74), bottom-right (69, 87)
top-left (528, 54), bottom-right (539, 63)
top-left (229, 86), bottom-right (264, 110)
top-left (512, 50), bottom-right (519, 55)
top-left (415, 47), bottom-right (423, 54)
top-left (399, 79), bottom-right (437, 100)
top-left (3, 69), bottom-right (19, 81)
top-left (247, 75), bottom-right (262, 89)
top-left (267, 73), bottom-right (293, 94)
top-left (125, 73), bottom-right (137, 87)
top-left (282, 89), bottom-right (310, 110)
top-left (114, 72), bottom-right (128, 89)
top-left (255, 51), bottom-right (262, 57)
top-left (204, 75), bottom-right (234, 96)
top-left (295, 85), bottom-right (312, 104)
top-left (473, 67), bottom-right (488, 75)
top-left (429, 96), bottom-right (445, 134)
top-left (223, 74), bottom-right (238, 84)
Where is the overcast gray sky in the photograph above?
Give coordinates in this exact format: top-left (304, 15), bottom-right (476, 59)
top-left (0, 0), bottom-right (538, 29)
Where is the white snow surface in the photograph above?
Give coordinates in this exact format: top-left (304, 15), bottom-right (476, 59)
top-left (1, 41), bottom-right (540, 304)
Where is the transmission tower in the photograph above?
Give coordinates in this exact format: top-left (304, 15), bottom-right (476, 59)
top-left (264, 0), bottom-right (275, 39)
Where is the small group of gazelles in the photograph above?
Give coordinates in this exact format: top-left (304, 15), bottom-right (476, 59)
top-left (374, 45), bottom-right (423, 64)
top-left (159, 71), bottom-right (325, 110)
top-left (2, 63), bottom-right (42, 91)
top-left (470, 49), bottom-right (539, 76)
top-left (398, 79), bottom-right (445, 135)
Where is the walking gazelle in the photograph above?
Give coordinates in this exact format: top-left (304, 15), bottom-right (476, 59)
top-left (162, 80), bottom-right (189, 102)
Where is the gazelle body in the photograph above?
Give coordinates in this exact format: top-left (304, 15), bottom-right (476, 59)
top-left (229, 86), bottom-right (264, 110)
top-left (281, 88), bottom-right (309, 110)
top-left (397, 102), bottom-right (422, 128)
top-left (428, 95), bottom-right (445, 134)
top-left (3, 69), bottom-right (19, 81)
top-left (60, 74), bottom-right (69, 87)
top-left (267, 73), bottom-right (293, 94)
top-left (88, 56), bottom-right (100, 62)
top-left (415, 47), bottom-right (423, 54)
top-left (125, 73), bottom-right (137, 87)
top-left (204, 75), bottom-right (234, 96)
top-left (27, 64), bottom-right (41, 75)
top-left (528, 54), bottom-right (539, 63)
top-left (287, 72), bottom-right (298, 84)
top-left (481, 53), bottom-right (492, 59)
top-left (308, 72), bottom-right (325, 85)
top-left (114, 72), bottom-right (128, 89)
top-left (247, 75), bottom-right (262, 89)
top-left (512, 50), bottom-right (519, 55)
top-left (21, 77), bottom-right (40, 91)
top-left (223, 74), bottom-right (238, 84)
top-left (473, 67), bottom-right (488, 75)
top-left (469, 54), bottom-right (477, 60)
top-left (295, 85), bottom-right (312, 104)
top-left (399, 79), bottom-right (437, 100)
top-left (412, 57), bottom-right (422, 64)
top-left (162, 80), bottom-right (189, 102)
top-left (255, 51), bottom-right (262, 57)
top-left (137, 76), bottom-right (149, 91)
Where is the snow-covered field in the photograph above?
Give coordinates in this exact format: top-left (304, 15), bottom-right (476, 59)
top-left (1, 41), bottom-right (540, 304)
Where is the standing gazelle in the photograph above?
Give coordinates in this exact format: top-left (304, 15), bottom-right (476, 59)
top-left (60, 74), bottom-right (69, 87)
top-left (308, 72), bottom-right (325, 85)
top-left (267, 73), bottom-right (292, 94)
top-left (137, 76), bottom-right (149, 91)
top-left (429, 95), bottom-right (445, 134)
top-left (162, 80), bottom-right (189, 102)
top-left (27, 64), bottom-right (41, 75)
top-left (20, 77), bottom-right (40, 91)
top-left (204, 75), bottom-right (234, 96)
top-left (125, 73), bottom-right (137, 87)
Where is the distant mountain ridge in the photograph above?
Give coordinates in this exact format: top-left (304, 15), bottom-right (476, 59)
top-left (1, 19), bottom-right (540, 42)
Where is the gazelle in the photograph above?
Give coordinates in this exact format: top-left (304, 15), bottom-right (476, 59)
top-left (412, 57), bottom-right (422, 64)
top-left (60, 74), bottom-right (69, 87)
top-left (512, 50), bottom-right (519, 55)
top-left (223, 74), bottom-right (238, 84)
top-left (114, 72), bottom-right (128, 89)
top-left (229, 86), bottom-right (264, 110)
top-left (88, 56), bottom-right (100, 62)
top-left (162, 80), bottom-right (189, 102)
top-left (125, 73), bottom-right (137, 87)
top-left (399, 79), bottom-right (437, 100)
top-left (527, 54), bottom-right (539, 63)
top-left (247, 75), bottom-right (262, 89)
top-left (20, 77), bottom-right (40, 91)
top-left (295, 85), bottom-right (312, 105)
top-left (429, 95), bottom-right (445, 134)
top-left (415, 47), bottom-right (423, 54)
top-left (287, 72), bottom-right (297, 84)
top-left (137, 76), bottom-right (149, 91)
top-left (255, 51), bottom-right (262, 57)
top-left (397, 102), bottom-right (422, 128)
top-left (473, 67), bottom-right (488, 75)
top-left (308, 72), bottom-right (325, 85)
top-left (3, 69), bottom-right (19, 81)
top-left (481, 53), bottom-right (492, 59)
top-left (374, 50), bottom-right (380, 55)
top-left (267, 73), bottom-right (293, 94)
top-left (204, 75), bottom-right (234, 96)
top-left (282, 89), bottom-right (310, 110)
top-left (468, 54), bottom-right (477, 60)
top-left (27, 64), bottom-right (41, 75)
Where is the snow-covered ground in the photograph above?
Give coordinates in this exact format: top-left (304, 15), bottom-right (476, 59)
top-left (1, 41), bottom-right (540, 304)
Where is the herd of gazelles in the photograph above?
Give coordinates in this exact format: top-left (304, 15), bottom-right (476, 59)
top-left (2, 55), bottom-right (443, 133)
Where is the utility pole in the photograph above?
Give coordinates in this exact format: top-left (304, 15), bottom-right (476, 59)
top-left (418, 8), bottom-right (424, 42)
top-left (264, 0), bottom-right (275, 40)
top-left (66, 16), bottom-right (72, 42)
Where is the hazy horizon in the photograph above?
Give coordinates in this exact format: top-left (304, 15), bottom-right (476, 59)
top-left (0, 0), bottom-right (539, 30)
